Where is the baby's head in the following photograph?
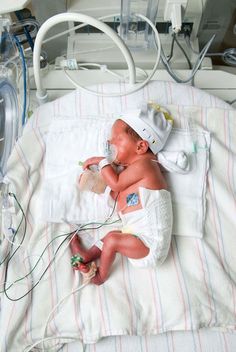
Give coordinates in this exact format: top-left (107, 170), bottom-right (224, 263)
top-left (116, 103), bottom-right (173, 155)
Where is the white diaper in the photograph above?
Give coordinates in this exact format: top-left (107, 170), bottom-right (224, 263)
top-left (119, 187), bottom-right (173, 268)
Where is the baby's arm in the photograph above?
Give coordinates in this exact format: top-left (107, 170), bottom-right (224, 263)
top-left (83, 157), bottom-right (144, 192)
top-left (83, 157), bottom-right (104, 169)
top-left (100, 162), bottom-right (143, 192)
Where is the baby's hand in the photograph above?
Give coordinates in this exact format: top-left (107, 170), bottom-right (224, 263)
top-left (83, 157), bottom-right (104, 170)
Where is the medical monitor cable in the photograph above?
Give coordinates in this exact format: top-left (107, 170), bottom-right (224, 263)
top-left (77, 63), bottom-right (148, 83)
top-left (159, 34), bottom-right (215, 84)
top-left (2, 230), bottom-right (75, 301)
top-left (166, 34), bottom-right (175, 63)
top-left (15, 221), bottom-right (122, 352)
top-left (0, 191), bottom-right (26, 265)
top-left (1, 215), bottom-right (119, 297)
top-left (172, 34), bottom-right (192, 69)
top-left (184, 30), bottom-right (199, 55)
top-left (206, 48), bottom-right (236, 66)
top-left (229, 98), bottom-right (236, 106)
top-left (33, 12), bottom-right (162, 99)
top-left (24, 195), bottom-right (120, 352)
top-left (24, 280), bottom-right (91, 352)
top-left (0, 230), bottom-right (74, 294)
top-left (1, 194), bottom-right (119, 300)
top-left (166, 33), bottom-right (192, 70)
top-left (0, 192), bottom-right (27, 267)
top-left (35, 11), bottom-right (212, 96)
top-left (60, 13), bottom-right (162, 97)
top-left (185, 30), bottom-right (236, 68)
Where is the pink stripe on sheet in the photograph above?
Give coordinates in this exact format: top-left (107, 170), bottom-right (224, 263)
top-left (195, 239), bottom-right (213, 326)
top-left (125, 262), bottom-right (144, 333)
top-left (144, 335), bottom-right (149, 352)
top-left (197, 330), bottom-right (203, 352)
top-left (97, 284), bottom-right (112, 335)
top-left (207, 170), bottom-right (235, 316)
top-left (27, 123), bottom-right (61, 342)
top-left (4, 301), bottom-right (18, 350)
top-left (170, 242), bottom-right (188, 330)
top-left (33, 129), bottom-right (45, 161)
top-left (96, 285), bottom-right (109, 335)
top-left (149, 269), bottom-right (162, 331)
top-left (14, 140), bottom-right (40, 345)
top-left (91, 342), bottom-right (97, 352)
top-left (224, 110), bottom-right (236, 210)
top-left (45, 223), bottom-right (60, 336)
top-left (121, 256), bottom-right (134, 334)
top-left (207, 110), bottom-right (236, 316)
top-left (72, 275), bottom-right (83, 339)
top-left (14, 144), bottom-right (34, 234)
top-left (223, 110), bottom-right (236, 315)
top-left (222, 332), bottom-right (229, 352)
top-left (23, 255), bottom-right (34, 344)
top-left (170, 331), bottom-right (176, 352)
top-left (118, 335), bottom-right (123, 352)
top-left (207, 176), bottom-right (224, 267)
top-left (165, 332), bottom-right (173, 352)
top-left (176, 105), bottom-right (182, 129)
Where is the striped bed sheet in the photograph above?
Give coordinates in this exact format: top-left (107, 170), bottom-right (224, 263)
top-left (0, 81), bottom-right (236, 352)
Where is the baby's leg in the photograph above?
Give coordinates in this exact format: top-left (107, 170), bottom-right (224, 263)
top-left (70, 232), bottom-right (101, 265)
top-left (91, 231), bottom-right (149, 285)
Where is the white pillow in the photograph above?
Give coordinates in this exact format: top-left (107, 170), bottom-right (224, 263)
top-left (40, 115), bottom-right (210, 238)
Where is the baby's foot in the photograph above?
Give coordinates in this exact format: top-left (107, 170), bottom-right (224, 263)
top-left (70, 233), bottom-right (83, 256)
top-left (77, 262), bottom-right (97, 284)
top-left (70, 233), bottom-right (87, 270)
top-left (91, 268), bottom-right (106, 285)
top-left (73, 262), bottom-right (88, 271)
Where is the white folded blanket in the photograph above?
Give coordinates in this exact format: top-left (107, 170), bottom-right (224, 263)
top-left (1, 81), bottom-right (235, 351)
top-left (40, 115), bottom-right (210, 238)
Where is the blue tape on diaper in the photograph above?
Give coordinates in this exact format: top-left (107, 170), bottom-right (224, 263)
top-left (126, 193), bottom-right (139, 206)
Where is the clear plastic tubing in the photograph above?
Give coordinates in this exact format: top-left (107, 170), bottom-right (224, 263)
top-left (120, 0), bottom-right (159, 49)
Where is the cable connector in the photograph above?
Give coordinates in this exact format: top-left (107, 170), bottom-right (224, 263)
top-left (164, 0), bottom-right (188, 33)
top-left (55, 56), bottom-right (78, 70)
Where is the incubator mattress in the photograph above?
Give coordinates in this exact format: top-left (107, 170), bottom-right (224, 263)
top-left (0, 80), bottom-right (236, 352)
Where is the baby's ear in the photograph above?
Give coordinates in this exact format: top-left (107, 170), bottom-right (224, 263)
top-left (136, 140), bottom-right (149, 154)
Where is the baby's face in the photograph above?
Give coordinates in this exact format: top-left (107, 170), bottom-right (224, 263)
top-left (109, 120), bottom-right (137, 165)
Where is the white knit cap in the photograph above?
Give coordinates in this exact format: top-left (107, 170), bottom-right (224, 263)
top-left (118, 105), bottom-right (173, 154)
